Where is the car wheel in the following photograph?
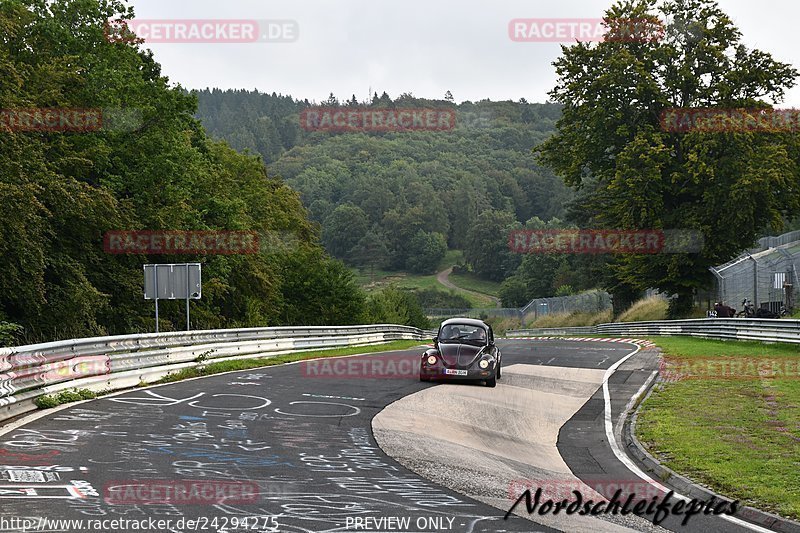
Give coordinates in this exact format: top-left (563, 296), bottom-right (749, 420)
top-left (420, 374), bottom-right (430, 382)
top-left (485, 374), bottom-right (496, 388)
top-left (496, 361), bottom-right (502, 380)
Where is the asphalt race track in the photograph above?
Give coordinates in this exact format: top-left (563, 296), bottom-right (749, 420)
top-left (0, 339), bottom-right (778, 533)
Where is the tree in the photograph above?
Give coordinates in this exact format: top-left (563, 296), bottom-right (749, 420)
top-left (514, 254), bottom-right (568, 299)
top-left (350, 229), bottom-right (390, 281)
top-left (322, 205), bottom-right (369, 261)
top-left (0, 0), bottom-right (366, 341)
top-left (277, 249), bottom-right (366, 326)
top-left (464, 210), bottom-right (517, 281)
top-left (536, 0), bottom-right (800, 317)
top-left (445, 91), bottom-right (455, 102)
top-left (499, 276), bottom-right (529, 307)
top-left (377, 92), bottom-right (393, 107)
top-left (381, 194), bottom-right (449, 270)
top-left (322, 92), bottom-right (339, 107)
top-left (364, 288), bottom-right (429, 329)
top-left (406, 231), bottom-right (447, 274)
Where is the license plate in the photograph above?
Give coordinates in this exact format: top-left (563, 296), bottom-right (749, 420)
top-left (445, 369), bottom-right (468, 376)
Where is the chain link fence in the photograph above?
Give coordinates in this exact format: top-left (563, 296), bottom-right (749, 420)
top-left (425, 290), bottom-right (612, 322)
top-left (710, 230), bottom-right (800, 314)
top-left (520, 290), bottom-right (611, 319)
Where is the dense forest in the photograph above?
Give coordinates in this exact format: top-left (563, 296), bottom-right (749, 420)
top-left (195, 0), bottom-right (800, 319)
top-left (0, 0), bottom-right (426, 345)
top-left (195, 90), bottom-right (590, 298)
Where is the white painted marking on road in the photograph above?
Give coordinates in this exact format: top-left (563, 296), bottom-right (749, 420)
top-left (622, 371), bottom-right (657, 417)
top-left (302, 393), bottom-right (365, 401)
top-left (603, 346), bottom-right (775, 533)
top-left (274, 401), bottom-right (361, 418)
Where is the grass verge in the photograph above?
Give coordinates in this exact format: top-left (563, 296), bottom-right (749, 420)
top-left (485, 316), bottom-right (523, 336)
top-left (356, 269), bottom-right (493, 308)
top-left (617, 296), bottom-right (669, 322)
top-left (448, 272), bottom-right (502, 298)
top-left (637, 336), bottom-right (800, 520)
top-left (156, 339), bottom-right (426, 384)
top-left (525, 309), bottom-right (613, 328)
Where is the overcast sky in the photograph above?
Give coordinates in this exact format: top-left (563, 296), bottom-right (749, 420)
top-left (125, 0), bottom-right (800, 107)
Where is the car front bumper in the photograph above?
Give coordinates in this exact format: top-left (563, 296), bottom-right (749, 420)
top-left (420, 363), bottom-right (495, 380)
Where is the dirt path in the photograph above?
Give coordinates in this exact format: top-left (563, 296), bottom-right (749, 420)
top-left (436, 267), bottom-right (502, 307)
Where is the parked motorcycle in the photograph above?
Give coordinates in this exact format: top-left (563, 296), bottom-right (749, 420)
top-left (737, 298), bottom-right (787, 318)
top-left (756, 307), bottom-right (781, 319)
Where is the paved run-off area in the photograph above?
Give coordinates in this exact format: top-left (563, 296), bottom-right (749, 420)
top-left (373, 363), bottom-right (662, 532)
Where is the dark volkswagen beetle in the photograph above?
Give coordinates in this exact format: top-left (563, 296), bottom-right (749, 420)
top-left (420, 318), bottom-right (502, 387)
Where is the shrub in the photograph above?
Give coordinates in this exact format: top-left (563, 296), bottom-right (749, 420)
top-left (414, 288), bottom-right (471, 309)
top-left (365, 288), bottom-right (430, 329)
top-left (499, 276), bottom-right (529, 307)
top-left (0, 321), bottom-right (23, 347)
top-left (554, 285), bottom-right (575, 297)
top-left (35, 389), bottom-right (97, 409)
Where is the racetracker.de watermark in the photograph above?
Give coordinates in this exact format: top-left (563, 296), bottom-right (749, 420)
top-left (0, 108), bottom-right (143, 133)
top-left (508, 229), bottom-right (704, 254)
top-left (509, 18), bottom-right (665, 43)
top-left (0, 516), bottom-right (279, 533)
top-left (105, 19), bottom-right (299, 44)
top-left (36, 355), bottom-right (110, 382)
top-left (301, 355), bottom-right (419, 379)
top-left (300, 107), bottom-right (456, 133)
top-left (659, 357), bottom-right (800, 381)
top-left (660, 108), bottom-right (800, 133)
top-left (104, 231), bottom-right (260, 255)
top-left (104, 480), bottom-right (259, 505)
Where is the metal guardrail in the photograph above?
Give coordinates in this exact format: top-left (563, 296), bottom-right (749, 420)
top-left (507, 318), bottom-right (800, 344)
top-left (0, 325), bottom-right (430, 425)
top-left (505, 326), bottom-right (598, 336)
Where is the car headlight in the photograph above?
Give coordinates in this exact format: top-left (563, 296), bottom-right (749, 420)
top-left (427, 355), bottom-right (437, 365)
top-left (479, 359), bottom-right (490, 369)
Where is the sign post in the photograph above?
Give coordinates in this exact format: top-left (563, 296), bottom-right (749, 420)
top-left (154, 266), bottom-right (159, 332)
top-left (144, 263), bottom-right (202, 332)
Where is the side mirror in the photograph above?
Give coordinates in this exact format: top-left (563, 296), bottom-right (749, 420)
top-left (433, 336), bottom-right (439, 344)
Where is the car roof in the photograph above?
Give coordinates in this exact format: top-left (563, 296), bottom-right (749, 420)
top-left (439, 318), bottom-right (489, 329)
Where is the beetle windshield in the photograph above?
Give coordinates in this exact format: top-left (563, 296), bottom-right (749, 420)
top-left (439, 324), bottom-right (487, 344)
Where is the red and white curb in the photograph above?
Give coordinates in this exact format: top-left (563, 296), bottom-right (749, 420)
top-left (506, 336), bottom-right (658, 349)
